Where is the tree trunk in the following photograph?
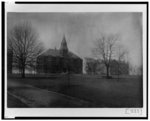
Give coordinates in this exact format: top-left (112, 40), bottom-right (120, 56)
top-left (21, 66), bottom-right (25, 78)
top-left (106, 66), bottom-right (110, 78)
top-left (118, 62), bottom-right (119, 80)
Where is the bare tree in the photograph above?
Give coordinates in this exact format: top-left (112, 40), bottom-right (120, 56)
top-left (93, 33), bottom-right (119, 78)
top-left (8, 22), bottom-right (43, 78)
top-left (139, 65), bottom-right (143, 76)
top-left (115, 45), bottom-right (127, 79)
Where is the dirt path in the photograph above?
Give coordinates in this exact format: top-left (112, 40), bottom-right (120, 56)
top-left (7, 80), bottom-right (93, 107)
top-left (7, 93), bottom-right (28, 107)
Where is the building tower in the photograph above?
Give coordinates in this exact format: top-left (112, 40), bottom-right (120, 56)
top-left (60, 35), bottom-right (68, 56)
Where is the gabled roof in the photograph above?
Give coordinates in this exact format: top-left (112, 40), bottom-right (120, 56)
top-left (40, 49), bottom-right (62, 57)
top-left (38, 48), bottom-right (81, 59)
top-left (68, 51), bottom-right (81, 59)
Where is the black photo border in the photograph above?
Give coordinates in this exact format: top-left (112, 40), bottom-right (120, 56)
top-left (1, 1), bottom-right (148, 120)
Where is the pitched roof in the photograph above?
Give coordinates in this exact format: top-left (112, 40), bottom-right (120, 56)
top-left (68, 51), bottom-right (81, 59)
top-left (40, 49), bottom-right (62, 57)
top-left (39, 49), bottom-right (81, 59)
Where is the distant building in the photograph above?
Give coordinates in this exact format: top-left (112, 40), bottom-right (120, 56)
top-left (84, 57), bottom-right (100, 75)
top-left (84, 58), bottom-right (129, 75)
top-left (36, 36), bottom-right (83, 74)
top-left (7, 49), bottom-right (13, 74)
top-left (110, 60), bottom-right (129, 75)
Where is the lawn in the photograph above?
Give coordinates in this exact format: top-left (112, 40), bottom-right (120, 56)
top-left (7, 74), bottom-right (143, 107)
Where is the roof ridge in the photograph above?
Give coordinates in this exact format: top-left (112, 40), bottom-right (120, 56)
top-left (38, 49), bottom-right (49, 56)
top-left (38, 48), bottom-right (81, 59)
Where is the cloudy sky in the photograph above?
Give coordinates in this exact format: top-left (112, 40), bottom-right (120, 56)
top-left (7, 12), bottom-right (142, 67)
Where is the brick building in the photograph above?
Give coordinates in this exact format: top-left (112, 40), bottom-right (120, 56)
top-left (36, 36), bottom-right (83, 74)
top-left (84, 58), bottom-right (129, 75)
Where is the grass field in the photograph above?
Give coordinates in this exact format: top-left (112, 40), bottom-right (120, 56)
top-left (7, 74), bottom-right (143, 107)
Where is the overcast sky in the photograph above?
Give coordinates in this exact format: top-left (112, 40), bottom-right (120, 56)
top-left (7, 12), bottom-right (142, 67)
